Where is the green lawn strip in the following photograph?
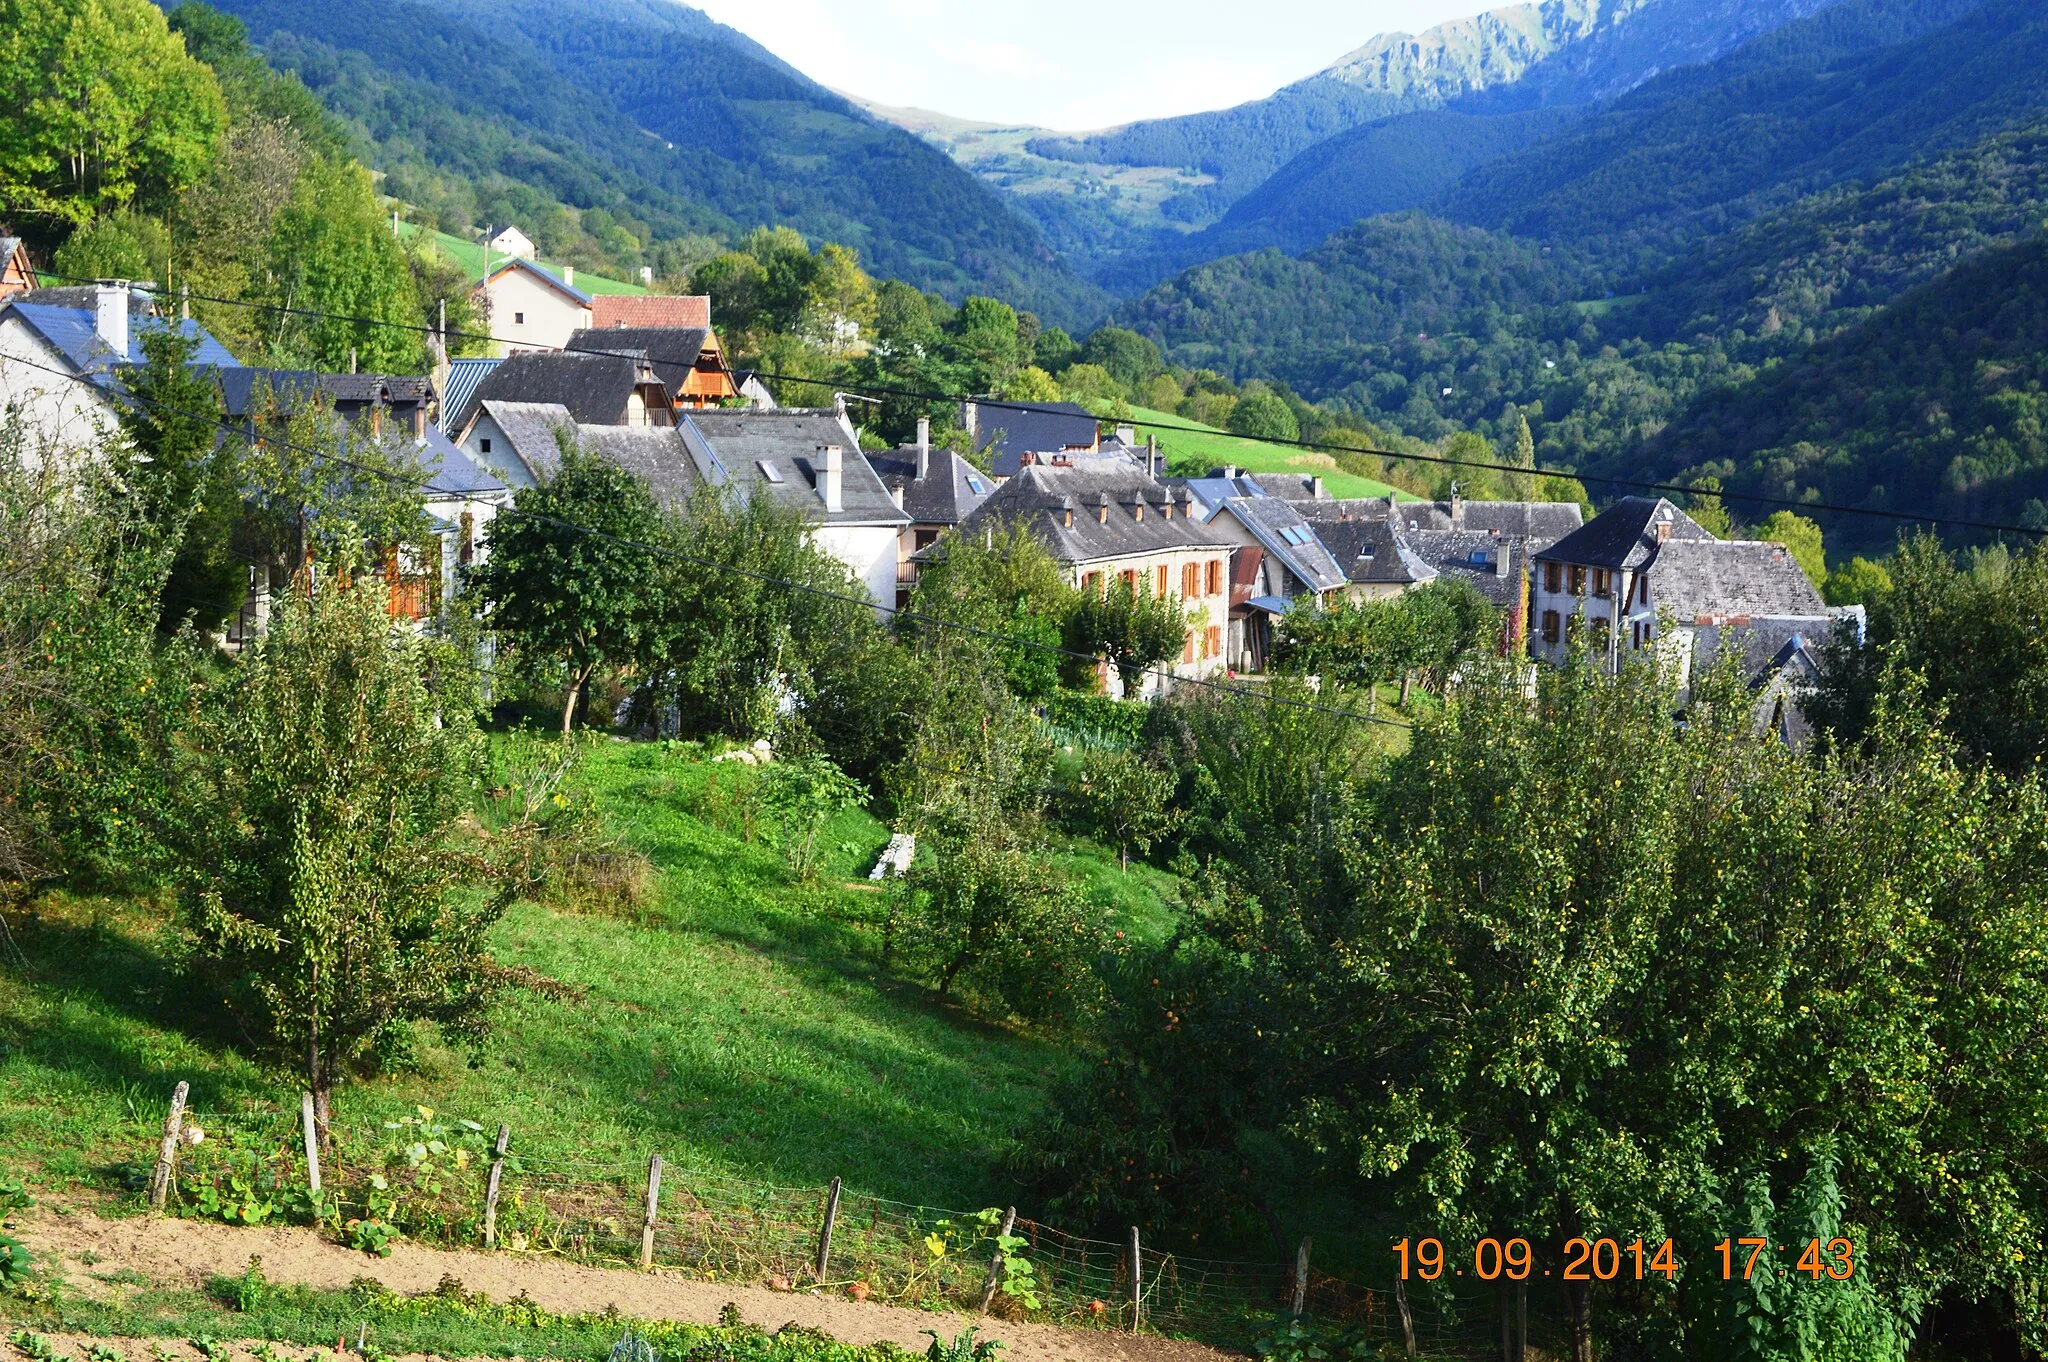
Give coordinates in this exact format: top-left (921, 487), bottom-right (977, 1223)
top-left (6, 1274), bottom-right (918, 1361)
top-left (1129, 408), bottom-right (1412, 501)
top-left (392, 222), bottom-right (646, 295)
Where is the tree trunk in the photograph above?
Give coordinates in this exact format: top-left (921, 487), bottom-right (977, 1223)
top-left (1565, 1278), bottom-right (1591, 1362)
top-left (561, 662), bottom-right (594, 737)
top-left (1399, 669), bottom-right (1414, 708)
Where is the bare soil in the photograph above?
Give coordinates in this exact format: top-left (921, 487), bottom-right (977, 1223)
top-left (10, 1207), bottom-right (1241, 1362)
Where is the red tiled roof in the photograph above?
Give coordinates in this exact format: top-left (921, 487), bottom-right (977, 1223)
top-left (590, 294), bottom-right (711, 329)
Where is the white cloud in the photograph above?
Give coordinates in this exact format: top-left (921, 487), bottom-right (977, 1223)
top-left (685, 0), bottom-right (1495, 129)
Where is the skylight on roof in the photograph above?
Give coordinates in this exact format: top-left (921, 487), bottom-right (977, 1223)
top-left (966, 475), bottom-right (989, 494)
top-left (756, 459), bottom-right (784, 484)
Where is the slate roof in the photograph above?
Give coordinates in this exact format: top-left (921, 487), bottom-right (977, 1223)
top-left (7, 303), bottom-right (239, 379)
top-left (417, 429), bottom-right (507, 498)
top-left (1406, 529), bottom-right (1524, 607)
top-left (677, 408), bottom-right (907, 527)
top-left (468, 351), bottom-right (662, 426)
top-left (474, 400), bottom-right (576, 483)
top-left (1247, 472), bottom-right (1333, 502)
top-left (573, 425), bottom-right (710, 508)
top-left (868, 447), bottom-right (996, 525)
top-left (441, 357), bottom-right (502, 434)
top-left (1649, 538), bottom-right (1828, 621)
top-left (590, 295), bottom-right (711, 330)
top-left (1691, 614), bottom-right (1855, 686)
top-left (216, 369), bottom-right (429, 417)
top-left (484, 256), bottom-right (591, 305)
top-left (1174, 472), bottom-right (1265, 518)
top-left (958, 463), bottom-right (1232, 566)
top-left (1537, 496), bottom-right (1714, 570)
top-left (966, 400), bottom-right (1100, 477)
top-left (1218, 495), bottom-right (1348, 594)
top-left (568, 325), bottom-right (714, 373)
top-left (1314, 517), bottom-right (1439, 587)
top-left (11, 285), bottom-right (155, 313)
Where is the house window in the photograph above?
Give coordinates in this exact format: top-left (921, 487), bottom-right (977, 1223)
top-left (1205, 559), bottom-right (1223, 595)
top-left (1084, 571), bottom-right (1103, 595)
top-left (914, 529), bottom-right (938, 551)
top-left (1156, 564), bottom-right (1169, 596)
top-left (1544, 561), bottom-right (1561, 593)
top-left (1541, 610), bottom-right (1560, 644)
top-left (1637, 574), bottom-right (1651, 605)
top-left (1593, 568), bottom-right (1611, 597)
top-left (1182, 562), bottom-right (1199, 597)
top-left (1204, 625), bottom-right (1222, 658)
top-left (1182, 631), bottom-right (1196, 663)
top-left (480, 437), bottom-right (492, 454)
top-left (1121, 569), bottom-right (1140, 591)
top-left (1569, 565), bottom-right (1587, 595)
top-left (514, 311), bottom-right (525, 325)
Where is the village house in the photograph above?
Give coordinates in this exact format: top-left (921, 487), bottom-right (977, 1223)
top-left (1173, 470), bottom-right (1347, 672)
top-left (962, 399), bottom-right (1104, 480)
top-left (454, 351), bottom-right (672, 458)
top-left (486, 226), bottom-right (537, 260)
top-left (866, 416), bottom-right (996, 608)
top-left (0, 282), bottom-right (239, 461)
top-left (1529, 497), bottom-right (1843, 688)
top-left (954, 462), bottom-right (1237, 695)
top-left (567, 325), bottom-right (738, 407)
top-left (476, 257), bottom-right (592, 353)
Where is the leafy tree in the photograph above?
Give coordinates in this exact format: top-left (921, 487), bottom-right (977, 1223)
top-left (264, 158), bottom-right (425, 372)
top-left (952, 296), bottom-right (1021, 393)
top-left (688, 251), bottom-right (770, 334)
top-left (1061, 363), bottom-right (1124, 405)
top-left (1003, 365), bottom-right (1063, 403)
top-left (1070, 747), bottom-right (1177, 872)
top-left (1068, 576), bottom-right (1188, 698)
top-left (755, 754), bottom-right (865, 881)
top-left (0, 0), bottom-right (226, 225)
top-left (238, 385), bottom-right (430, 581)
top-left (1755, 509), bottom-right (1827, 587)
top-left (1034, 326), bottom-right (1078, 373)
top-left (52, 209), bottom-right (171, 283)
top-left (1823, 554), bottom-right (1891, 606)
top-left (1079, 327), bottom-right (1163, 390)
top-left (904, 523), bottom-right (1076, 700)
top-left (173, 573), bottom-right (516, 1142)
top-left (116, 326), bottom-right (245, 634)
top-left (798, 242), bottom-right (877, 356)
top-left (467, 441), bottom-right (666, 735)
top-left (1228, 392), bottom-right (1300, 442)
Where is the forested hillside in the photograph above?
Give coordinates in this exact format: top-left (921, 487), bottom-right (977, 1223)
top-left (1648, 231), bottom-right (2048, 545)
top-left (189, 0), bottom-right (1108, 324)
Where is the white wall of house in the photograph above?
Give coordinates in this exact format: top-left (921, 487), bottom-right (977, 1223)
top-left (460, 410), bottom-right (541, 489)
top-left (1069, 547), bottom-right (1233, 695)
top-left (481, 271), bottom-right (591, 353)
top-left (0, 318), bottom-right (119, 464)
top-left (811, 522), bottom-right (902, 613)
top-left (1530, 561), bottom-right (1636, 665)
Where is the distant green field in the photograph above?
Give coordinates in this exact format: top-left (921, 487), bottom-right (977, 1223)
top-left (1131, 406), bottom-right (1414, 500)
top-left (395, 220), bottom-right (647, 296)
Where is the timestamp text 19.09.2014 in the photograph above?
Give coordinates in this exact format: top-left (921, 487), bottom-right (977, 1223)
top-left (1393, 1236), bottom-right (1856, 1282)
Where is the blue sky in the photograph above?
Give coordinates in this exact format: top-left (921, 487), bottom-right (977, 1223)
top-left (688, 0), bottom-right (1495, 130)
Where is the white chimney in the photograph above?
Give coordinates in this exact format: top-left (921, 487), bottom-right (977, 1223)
top-left (1116, 423), bottom-right (1135, 446)
top-left (95, 283), bottom-right (131, 359)
top-left (562, 265), bottom-right (574, 287)
top-left (916, 417), bottom-right (931, 481)
top-left (639, 266), bottom-right (654, 285)
top-left (961, 400), bottom-right (977, 439)
top-left (819, 445), bottom-right (843, 514)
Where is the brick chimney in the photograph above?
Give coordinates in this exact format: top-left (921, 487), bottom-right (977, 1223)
top-left (916, 417), bottom-right (930, 481)
top-left (94, 282), bottom-right (130, 360)
top-left (818, 445), bottom-right (843, 513)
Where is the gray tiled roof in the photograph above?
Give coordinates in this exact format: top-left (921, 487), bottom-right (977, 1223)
top-left (1691, 614), bottom-right (1851, 686)
top-left (470, 351), bottom-right (662, 426)
top-left (567, 326), bottom-right (714, 374)
top-left (966, 400), bottom-right (1099, 477)
top-left (216, 369), bottom-right (429, 417)
top-left (12, 285), bottom-right (156, 313)
top-left (488, 256), bottom-right (591, 305)
top-left (1246, 472), bottom-right (1333, 502)
top-left (1650, 538), bottom-right (1828, 621)
top-left (868, 446), bottom-right (996, 525)
top-left (1314, 517), bottom-right (1439, 587)
top-left (6, 302), bottom-right (239, 379)
top-left (572, 425), bottom-right (710, 508)
top-left (475, 400), bottom-right (575, 482)
top-left (1221, 495), bottom-right (1348, 594)
top-left (1537, 496), bottom-right (1714, 570)
top-left (1406, 529), bottom-right (1523, 607)
top-left (959, 463), bottom-right (1231, 565)
top-left (678, 408), bottom-right (907, 527)
top-left (418, 429), bottom-right (507, 498)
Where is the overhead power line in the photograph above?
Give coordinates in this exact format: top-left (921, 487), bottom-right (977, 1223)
top-left (0, 346), bottom-right (1413, 731)
top-left (34, 268), bottom-right (2048, 541)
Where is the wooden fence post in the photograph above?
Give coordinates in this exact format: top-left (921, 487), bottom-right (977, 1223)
top-left (483, 1123), bottom-right (509, 1248)
top-left (1292, 1236), bottom-right (1313, 1317)
top-left (1395, 1273), bottom-right (1417, 1359)
top-left (814, 1176), bottom-right (842, 1282)
top-left (300, 1092), bottom-right (322, 1196)
top-left (978, 1207), bottom-right (1018, 1314)
top-left (147, 1081), bottom-right (189, 1211)
top-left (1128, 1226), bottom-right (1142, 1334)
top-left (640, 1154), bottom-right (663, 1269)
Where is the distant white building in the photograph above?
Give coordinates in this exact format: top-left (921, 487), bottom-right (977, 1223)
top-left (487, 226), bottom-right (536, 260)
top-left (476, 257), bottom-right (593, 354)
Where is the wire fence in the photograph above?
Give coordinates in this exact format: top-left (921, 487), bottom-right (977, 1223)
top-left (151, 1099), bottom-right (1537, 1353)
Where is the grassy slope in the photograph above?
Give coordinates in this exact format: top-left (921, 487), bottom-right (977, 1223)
top-left (1132, 407), bottom-right (1413, 500)
top-left (395, 221), bottom-right (648, 296)
top-left (0, 741), bottom-right (1074, 1212)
